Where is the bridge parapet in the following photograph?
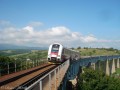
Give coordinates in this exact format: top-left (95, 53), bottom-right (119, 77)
top-left (25, 60), bottom-right (70, 90)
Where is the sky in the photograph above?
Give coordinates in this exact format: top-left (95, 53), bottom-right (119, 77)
top-left (0, 0), bottom-right (120, 49)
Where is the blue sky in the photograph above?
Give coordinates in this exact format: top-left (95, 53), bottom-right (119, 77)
top-left (0, 0), bottom-right (120, 49)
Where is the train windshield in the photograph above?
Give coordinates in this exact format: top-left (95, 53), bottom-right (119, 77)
top-left (51, 44), bottom-right (60, 52)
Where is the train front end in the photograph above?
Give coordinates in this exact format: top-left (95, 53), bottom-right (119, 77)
top-left (48, 43), bottom-right (63, 63)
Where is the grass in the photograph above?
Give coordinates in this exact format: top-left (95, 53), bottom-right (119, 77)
top-left (76, 48), bottom-right (120, 56)
top-left (116, 68), bottom-right (120, 74)
top-left (10, 50), bottom-right (48, 60)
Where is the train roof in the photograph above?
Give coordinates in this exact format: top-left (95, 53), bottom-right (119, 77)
top-left (51, 43), bottom-right (63, 46)
top-left (50, 43), bottom-right (79, 53)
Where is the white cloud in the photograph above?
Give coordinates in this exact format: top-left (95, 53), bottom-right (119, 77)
top-left (82, 35), bottom-right (97, 43)
top-left (46, 27), bottom-right (70, 36)
top-left (28, 21), bottom-right (43, 27)
top-left (23, 26), bottom-right (34, 35)
top-left (0, 20), bottom-right (11, 26)
top-left (0, 20), bottom-right (120, 49)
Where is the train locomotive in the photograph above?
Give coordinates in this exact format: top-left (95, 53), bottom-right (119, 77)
top-left (47, 43), bottom-right (80, 63)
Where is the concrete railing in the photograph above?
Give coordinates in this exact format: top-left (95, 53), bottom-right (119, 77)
top-left (25, 60), bottom-right (70, 90)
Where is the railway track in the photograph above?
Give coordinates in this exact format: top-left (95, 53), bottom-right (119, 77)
top-left (0, 63), bottom-right (58, 90)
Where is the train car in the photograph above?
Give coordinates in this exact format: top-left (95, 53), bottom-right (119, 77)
top-left (47, 43), bottom-right (80, 63)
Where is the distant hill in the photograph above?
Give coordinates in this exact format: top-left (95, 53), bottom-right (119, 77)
top-left (0, 44), bottom-right (48, 50)
top-left (75, 48), bottom-right (120, 56)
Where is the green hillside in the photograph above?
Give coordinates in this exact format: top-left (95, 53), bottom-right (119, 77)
top-left (10, 50), bottom-right (48, 60)
top-left (75, 47), bottom-right (120, 56)
top-left (0, 49), bottom-right (31, 56)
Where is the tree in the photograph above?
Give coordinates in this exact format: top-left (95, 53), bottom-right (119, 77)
top-left (77, 68), bottom-right (120, 90)
top-left (93, 50), bottom-right (96, 53)
top-left (71, 47), bottom-right (74, 50)
top-left (84, 47), bottom-right (88, 49)
top-left (77, 46), bottom-right (81, 49)
top-left (89, 52), bottom-right (92, 56)
top-left (0, 56), bottom-right (15, 75)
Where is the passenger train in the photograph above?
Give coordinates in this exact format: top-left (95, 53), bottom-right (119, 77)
top-left (47, 43), bottom-right (80, 63)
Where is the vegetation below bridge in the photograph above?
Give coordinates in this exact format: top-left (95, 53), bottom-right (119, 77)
top-left (77, 68), bottom-right (120, 90)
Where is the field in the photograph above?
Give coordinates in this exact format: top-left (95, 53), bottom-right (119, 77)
top-left (0, 47), bottom-right (120, 60)
top-left (10, 50), bottom-right (48, 60)
top-left (0, 49), bottom-right (31, 56)
top-left (76, 48), bottom-right (120, 56)
top-left (0, 49), bottom-right (48, 61)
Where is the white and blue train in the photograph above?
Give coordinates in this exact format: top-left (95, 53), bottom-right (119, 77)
top-left (47, 43), bottom-right (80, 63)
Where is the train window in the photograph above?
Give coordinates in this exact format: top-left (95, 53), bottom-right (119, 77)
top-left (62, 49), bottom-right (64, 54)
top-left (51, 44), bottom-right (60, 52)
top-left (64, 49), bottom-right (66, 54)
